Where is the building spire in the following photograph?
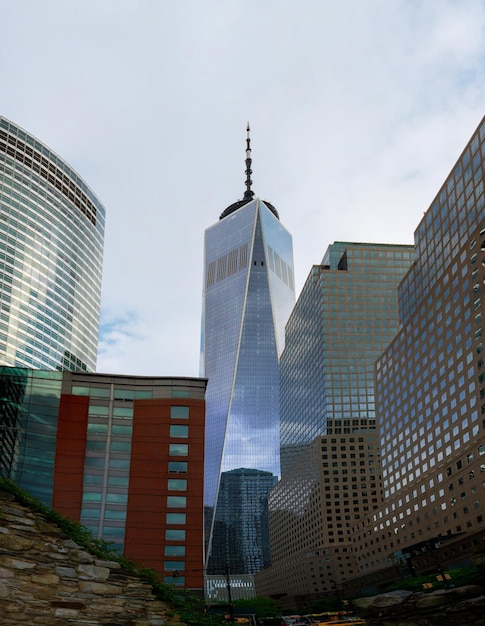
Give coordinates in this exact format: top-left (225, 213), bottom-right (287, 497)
top-left (243, 122), bottom-right (254, 201)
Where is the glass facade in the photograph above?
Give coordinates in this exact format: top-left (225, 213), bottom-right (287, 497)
top-left (255, 243), bottom-right (413, 604)
top-left (0, 116), bottom-right (105, 371)
top-left (350, 116), bottom-right (485, 577)
top-left (0, 366), bottom-right (62, 503)
top-left (201, 197), bottom-right (295, 574)
top-left (210, 468), bottom-right (277, 575)
top-left (280, 242), bottom-right (414, 476)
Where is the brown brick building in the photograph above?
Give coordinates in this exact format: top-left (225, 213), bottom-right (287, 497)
top-left (0, 368), bottom-right (206, 593)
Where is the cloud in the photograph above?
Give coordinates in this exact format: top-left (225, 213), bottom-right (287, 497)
top-left (1, 0), bottom-right (485, 376)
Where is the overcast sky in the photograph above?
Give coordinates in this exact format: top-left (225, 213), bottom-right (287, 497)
top-left (1, 0), bottom-right (485, 377)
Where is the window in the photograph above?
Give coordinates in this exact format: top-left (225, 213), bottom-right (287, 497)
top-left (108, 475), bottom-right (129, 487)
top-left (112, 424), bottom-right (132, 436)
top-left (165, 529), bottom-right (185, 540)
top-left (164, 561), bottom-right (185, 571)
top-left (166, 513), bottom-right (186, 524)
top-left (167, 496), bottom-right (187, 508)
top-left (82, 492), bottom-right (102, 502)
top-left (88, 405), bottom-right (109, 416)
top-left (171, 406), bottom-right (189, 419)
top-left (106, 493), bottom-right (128, 504)
top-left (89, 387), bottom-right (110, 398)
top-left (164, 575), bottom-right (184, 586)
top-left (113, 406), bottom-right (133, 418)
top-left (110, 441), bottom-right (131, 452)
top-left (170, 425), bottom-right (189, 438)
top-left (168, 479), bottom-right (187, 491)
top-left (165, 545), bottom-right (185, 556)
top-left (169, 443), bottom-right (188, 456)
top-left (114, 388), bottom-right (134, 401)
top-left (172, 390), bottom-right (190, 398)
top-left (168, 461), bottom-right (188, 473)
top-left (72, 386), bottom-right (89, 395)
top-left (87, 423), bottom-right (108, 434)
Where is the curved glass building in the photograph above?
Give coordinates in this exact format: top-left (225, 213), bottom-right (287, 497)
top-left (0, 116), bottom-right (105, 371)
top-left (201, 127), bottom-right (295, 578)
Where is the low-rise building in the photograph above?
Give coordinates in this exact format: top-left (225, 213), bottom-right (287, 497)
top-left (0, 367), bottom-right (206, 593)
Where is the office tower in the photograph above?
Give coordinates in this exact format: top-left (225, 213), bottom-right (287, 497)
top-left (201, 127), bottom-right (295, 579)
top-left (0, 116), bottom-right (105, 372)
top-left (0, 366), bottom-right (207, 592)
top-left (347, 115), bottom-right (485, 594)
top-left (255, 242), bottom-right (413, 609)
top-left (206, 468), bottom-right (277, 601)
top-left (279, 242), bottom-right (414, 476)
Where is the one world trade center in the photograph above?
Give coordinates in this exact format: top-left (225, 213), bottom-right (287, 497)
top-left (200, 126), bottom-right (295, 584)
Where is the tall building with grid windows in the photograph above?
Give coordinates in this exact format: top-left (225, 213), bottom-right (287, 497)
top-left (0, 367), bottom-right (207, 593)
top-left (345, 116), bottom-right (485, 595)
top-left (0, 116), bottom-right (105, 372)
top-left (201, 128), bottom-right (295, 581)
top-left (255, 242), bottom-right (413, 609)
top-left (209, 469), bottom-right (277, 587)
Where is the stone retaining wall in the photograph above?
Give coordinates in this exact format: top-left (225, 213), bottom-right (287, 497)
top-left (0, 489), bottom-right (186, 625)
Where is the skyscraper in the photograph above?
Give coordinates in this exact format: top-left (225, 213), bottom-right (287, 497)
top-left (201, 126), bottom-right (295, 578)
top-left (280, 242), bottom-right (414, 476)
top-left (208, 469), bottom-right (277, 592)
top-left (0, 116), bottom-right (105, 372)
top-left (347, 115), bottom-right (485, 594)
top-left (255, 242), bottom-right (413, 608)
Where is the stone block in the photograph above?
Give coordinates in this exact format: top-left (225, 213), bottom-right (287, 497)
top-left (79, 580), bottom-right (121, 595)
top-left (95, 558), bottom-right (121, 569)
top-left (0, 565), bottom-right (14, 578)
top-left (2, 514), bottom-right (35, 526)
top-left (0, 581), bottom-right (9, 598)
top-left (54, 607), bottom-right (80, 617)
top-left (0, 556), bottom-right (36, 570)
top-left (0, 504), bottom-right (27, 516)
top-left (0, 533), bottom-right (34, 551)
top-left (31, 572), bottom-right (60, 585)
top-left (55, 565), bottom-right (77, 577)
top-left (77, 563), bottom-right (110, 580)
top-left (70, 549), bottom-right (95, 564)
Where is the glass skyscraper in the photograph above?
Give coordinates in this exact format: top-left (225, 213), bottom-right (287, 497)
top-left (0, 116), bottom-right (105, 372)
top-left (348, 115), bottom-right (485, 589)
top-left (279, 242), bottom-right (414, 476)
top-left (210, 469), bottom-right (277, 576)
top-left (255, 242), bottom-right (414, 606)
top-left (201, 128), bottom-right (295, 576)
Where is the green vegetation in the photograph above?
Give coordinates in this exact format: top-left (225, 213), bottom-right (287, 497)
top-left (0, 477), bottom-right (225, 625)
top-left (233, 595), bottom-right (283, 618)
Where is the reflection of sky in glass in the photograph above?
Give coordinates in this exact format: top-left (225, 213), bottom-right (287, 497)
top-left (1, 368), bottom-right (62, 503)
top-left (279, 243), bottom-right (414, 476)
top-left (201, 199), bottom-right (295, 509)
top-left (0, 117), bottom-right (105, 372)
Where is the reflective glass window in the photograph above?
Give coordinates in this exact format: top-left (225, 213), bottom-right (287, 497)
top-left (170, 425), bottom-right (189, 438)
top-left (169, 443), bottom-right (188, 456)
top-left (166, 513), bottom-right (186, 524)
top-left (168, 461), bottom-right (188, 473)
top-left (165, 529), bottom-right (186, 540)
top-left (167, 496), bottom-right (187, 508)
top-left (168, 479), bottom-right (187, 491)
top-left (171, 406), bottom-right (190, 419)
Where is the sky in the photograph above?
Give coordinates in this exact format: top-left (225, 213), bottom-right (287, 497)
top-left (1, 0), bottom-right (485, 377)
